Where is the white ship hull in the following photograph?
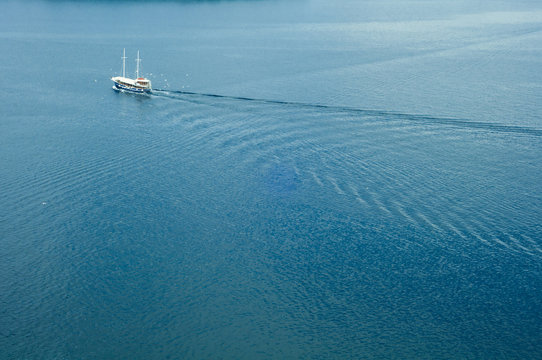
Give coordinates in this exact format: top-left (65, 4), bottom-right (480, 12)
top-left (112, 76), bottom-right (152, 94)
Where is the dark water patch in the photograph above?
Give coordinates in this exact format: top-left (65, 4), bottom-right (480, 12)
top-left (263, 163), bottom-right (299, 196)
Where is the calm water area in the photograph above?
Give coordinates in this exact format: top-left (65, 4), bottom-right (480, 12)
top-left (1, 0), bottom-right (542, 358)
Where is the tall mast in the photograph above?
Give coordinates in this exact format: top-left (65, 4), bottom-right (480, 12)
top-left (122, 48), bottom-right (126, 78)
top-left (136, 50), bottom-right (141, 78)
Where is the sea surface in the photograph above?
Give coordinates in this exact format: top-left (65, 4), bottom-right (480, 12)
top-left (1, 0), bottom-right (542, 358)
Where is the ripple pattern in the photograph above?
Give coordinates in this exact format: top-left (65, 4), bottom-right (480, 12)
top-left (2, 89), bottom-right (542, 359)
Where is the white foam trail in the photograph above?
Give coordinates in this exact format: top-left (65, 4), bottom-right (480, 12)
top-left (492, 236), bottom-right (512, 250)
top-left (522, 235), bottom-right (542, 253)
top-left (327, 176), bottom-right (345, 195)
top-left (310, 171), bottom-right (323, 187)
top-left (370, 194), bottom-right (391, 216)
top-left (508, 234), bottom-right (534, 254)
top-left (446, 222), bottom-right (469, 240)
top-left (417, 212), bottom-right (444, 233)
top-left (348, 184), bottom-right (367, 206)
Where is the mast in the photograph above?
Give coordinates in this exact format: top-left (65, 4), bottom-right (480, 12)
top-left (136, 50), bottom-right (141, 78)
top-left (122, 48), bottom-right (126, 78)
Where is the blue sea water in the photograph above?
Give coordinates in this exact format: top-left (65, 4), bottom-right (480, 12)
top-left (1, 0), bottom-right (542, 358)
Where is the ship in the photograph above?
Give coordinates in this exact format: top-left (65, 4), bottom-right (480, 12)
top-left (111, 49), bottom-right (152, 94)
